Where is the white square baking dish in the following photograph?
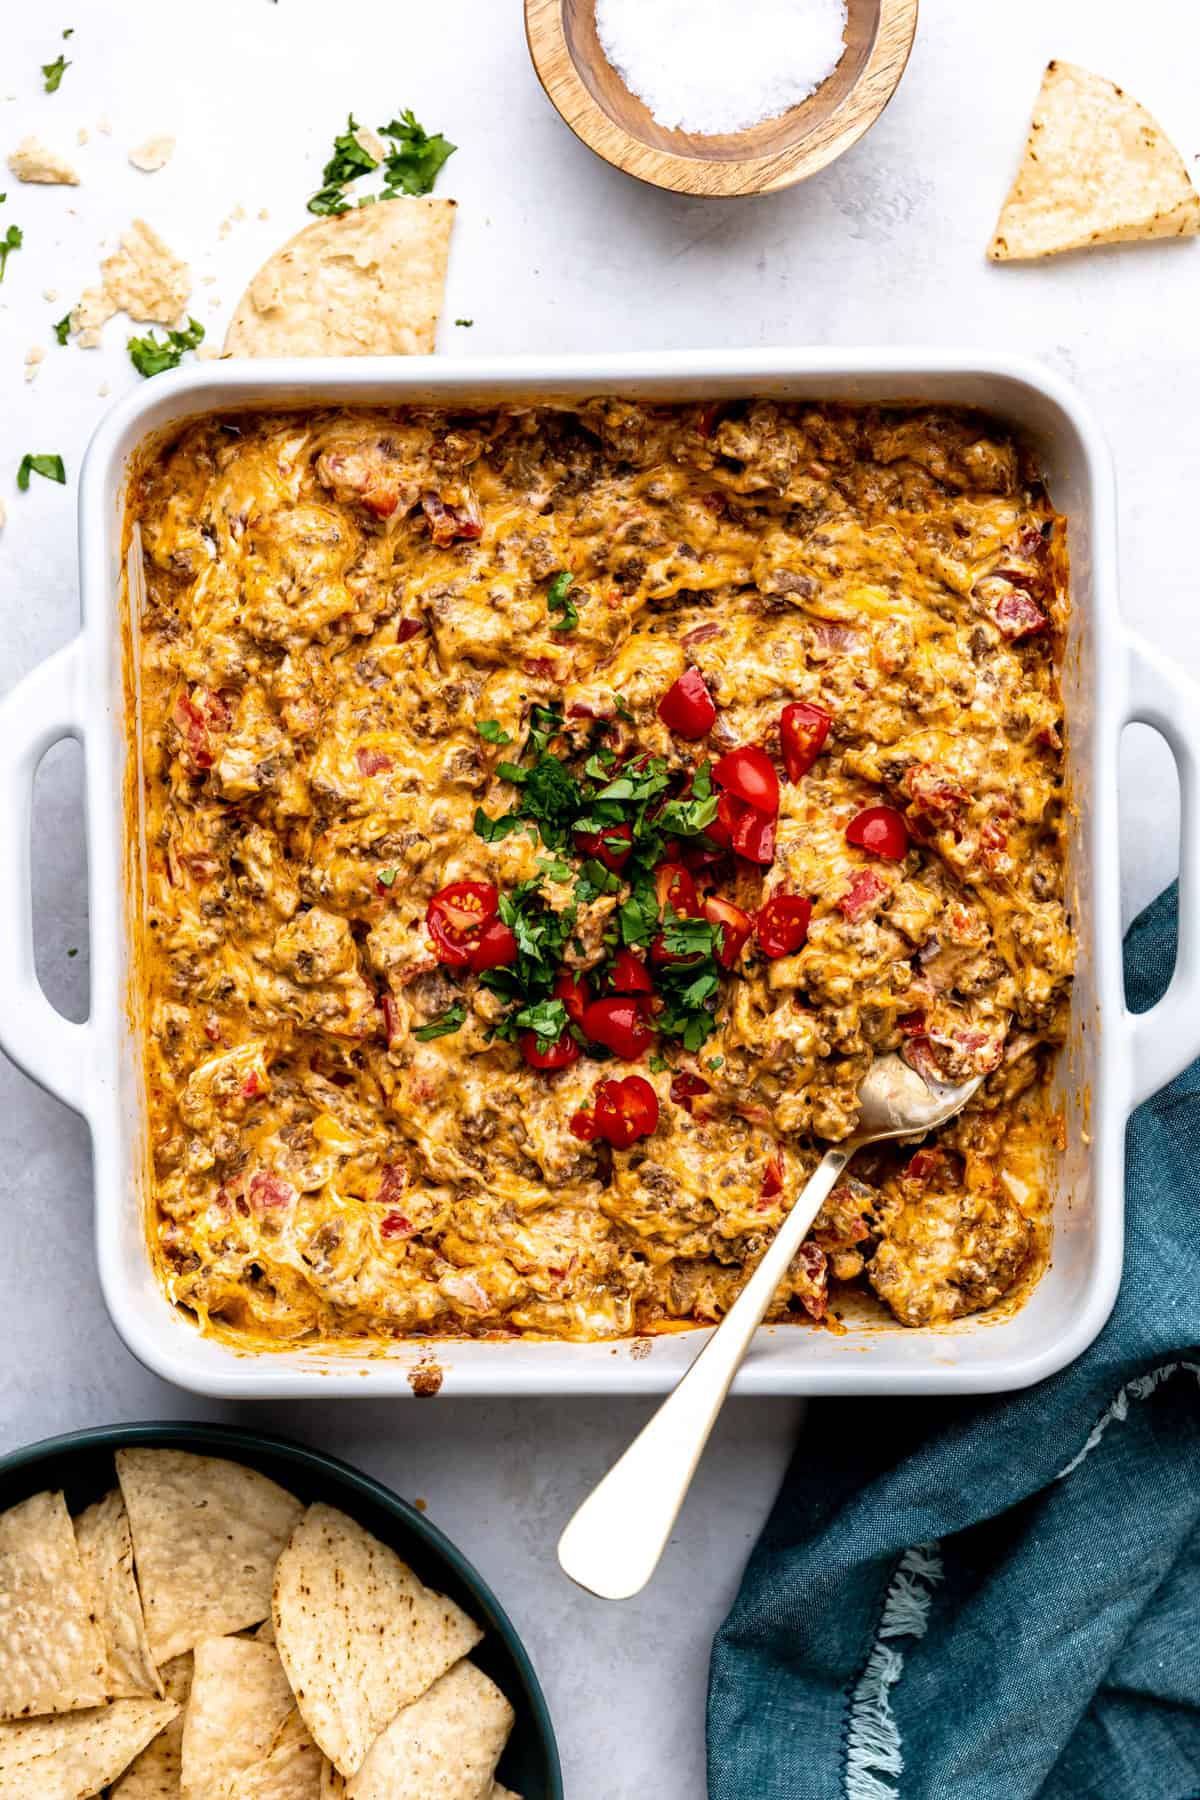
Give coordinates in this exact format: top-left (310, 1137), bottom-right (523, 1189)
top-left (2, 347), bottom-right (1198, 1399)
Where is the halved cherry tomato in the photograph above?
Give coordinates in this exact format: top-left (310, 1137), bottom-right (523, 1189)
top-left (569, 1106), bottom-right (599, 1142)
top-left (670, 1071), bottom-right (711, 1115)
top-left (426, 881), bottom-right (499, 967)
top-left (553, 969), bottom-right (591, 1026)
top-left (703, 896), bottom-right (753, 969)
top-left (573, 819), bottom-right (634, 873)
top-left (713, 746), bottom-right (779, 815)
top-left (728, 800), bottom-right (776, 865)
top-left (608, 949), bottom-right (654, 995)
top-left (657, 669), bottom-right (717, 739)
top-left (581, 997), bottom-right (655, 1060)
top-left (519, 1030), bottom-right (580, 1071)
top-left (780, 702), bottom-right (832, 782)
top-left (845, 805), bottom-right (909, 861)
top-left (650, 931), bottom-right (704, 968)
top-left (594, 1074), bottom-right (660, 1148)
top-left (654, 861), bottom-right (701, 918)
top-left (756, 894), bottom-right (813, 958)
top-left (468, 917), bottom-right (518, 973)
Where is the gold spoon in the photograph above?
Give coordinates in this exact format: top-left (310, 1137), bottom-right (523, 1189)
top-left (557, 1052), bottom-right (984, 1601)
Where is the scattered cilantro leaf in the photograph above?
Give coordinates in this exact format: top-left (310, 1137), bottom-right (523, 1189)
top-left (613, 692), bottom-right (634, 722)
top-left (537, 854), bottom-right (573, 882)
top-left (413, 1001), bottom-right (466, 1041)
top-left (127, 317), bottom-right (205, 379)
top-left (17, 453), bottom-right (65, 491)
top-left (0, 223), bottom-right (23, 283)
top-left (308, 113), bottom-right (379, 215)
top-left (62, 27), bottom-right (74, 38)
top-left (477, 719), bottom-right (512, 745)
top-left (511, 995), bottom-right (568, 1048)
top-left (379, 109), bottom-right (456, 197)
top-left (42, 53), bottom-right (70, 92)
top-left (67, 945), bottom-right (78, 957)
top-left (546, 570), bottom-right (578, 633)
top-left (376, 868), bottom-right (397, 888)
top-left (648, 1053), bottom-right (667, 1074)
top-left (473, 805), bottom-right (522, 844)
top-left (455, 318), bottom-right (474, 327)
top-left (708, 1056), bottom-right (724, 1071)
top-left (53, 312), bottom-right (71, 345)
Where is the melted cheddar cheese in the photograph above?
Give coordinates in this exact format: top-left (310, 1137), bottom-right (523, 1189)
top-left (130, 401), bottom-right (1074, 1346)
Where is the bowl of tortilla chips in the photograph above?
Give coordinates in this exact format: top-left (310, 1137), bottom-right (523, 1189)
top-left (0, 1421), bottom-right (560, 1799)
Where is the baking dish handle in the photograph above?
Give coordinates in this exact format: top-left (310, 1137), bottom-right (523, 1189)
top-left (1124, 632), bottom-right (1200, 1111)
top-left (0, 637), bottom-right (93, 1117)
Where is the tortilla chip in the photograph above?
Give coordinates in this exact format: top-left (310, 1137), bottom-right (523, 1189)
top-left (231, 1712), bottom-right (325, 1800)
top-left (254, 1616), bottom-right (276, 1646)
top-left (319, 1760), bottom-right (344, 1798)
top-left (179, 1636), bottom-right (295, 1800)
top-left (0, 1696), bottom-right (179, 1798)
top-left (116, 1451), bottom-right (303, 1665)
top-left (74, 1490), bottom-right (162, 1701)
top-left (224, 197), bottom-right (455, 358)
top-left (110, 1655), bottom-right (193, 1799)
top-left (0, 1490), bottom-right (108, 1720)
top-left (343, 1662), bottom-right (514, 1800)
top-left (491, 1787), bottom-right (521, 1799)
top-left (990, 60), bottom-right (1200, 260)
top-left (272, 1503), bottom-right (481, 1777)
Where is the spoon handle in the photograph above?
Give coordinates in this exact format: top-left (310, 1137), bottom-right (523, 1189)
top-left (557, 1142), bottom-right (853, 1601)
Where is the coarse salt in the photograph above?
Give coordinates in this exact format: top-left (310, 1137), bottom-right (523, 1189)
top-left (595, 0), bottom-right (848, 136)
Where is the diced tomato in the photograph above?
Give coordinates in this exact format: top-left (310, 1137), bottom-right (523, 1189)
top-left (713, 746), bottom-right (779, 815)
top-left (523, 657), bottom-right (559, 681)
top-left (174, 687), bottom-right (230, 770)
top-left (425, 880), bottom-right (499, 968)
top-left (682, 621), bottom-right (723, 646)
top-left (837, 868), bottom-right (891, 922)
top-left (380, 1211), bottom-right (415, 1239)
top-left (703, 896), bottom-right (753, 968)
top-left (670, 1071), bottom-right (712, 1115)
top-left (845, 805), bottom-right (909, 861)
top-left (581, 996), bottom-right (655, 1060)
top-left (376, 1163), bottom-right (408, 1204)
top-left (905, 1148), bottom-right (946, 1182)
top-left (696, 402), bottom-right (725, 439)
top-left (728, 799), bottom-right (776, 865)
top-left (395, 618), bottom-right (425, 644)
top-left (421, 490), bottom-right (483, 545)
top-left (761, 1152), bottom-right (785, 1199)
top-left (241, 1070), bottom-right (265, 1099)
top-left (780, 702), bottom-right (832, 782)
top-left (608, 949), bottom-right (654, 995)
top-left (897, 1011), bottom-right (927, 1037)
top-left (247, 1171), bottom-right (296, 1214)
top-left (356, 747), bottom-right (394, 776)
top-left (574, 819), bottom-right (634, 872)
top-left (657, 669), bottom-right (717, 739)
top-left (756, 894), bottom-right (812, 958)
top-left (381, 993), bottom-right (403, 1047)
top-left (519, 1030), bottom-right (580, 1071)
top-left (468, 917), bottom-right (518, 973)
top-left (553, 969), bottom-right (591, 1026)
top-left (654, 861), bottom-right (701, 918)
top-left (594, 1074), bottom-right (660, 1148)
top-left (992, 588), bottom-right (1048, 639)
top-left (796, 1241), bottom-right (829, 1320)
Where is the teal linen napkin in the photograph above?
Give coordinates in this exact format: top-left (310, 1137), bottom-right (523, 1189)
top-left (708, 884), bottom-right (1200, 1800)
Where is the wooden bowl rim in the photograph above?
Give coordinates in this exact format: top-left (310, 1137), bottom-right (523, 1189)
top-left (524, 0), bottom-right (919, 197)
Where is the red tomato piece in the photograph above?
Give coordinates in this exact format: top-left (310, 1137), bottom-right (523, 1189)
top-left (845, 805), bottom-right (909, 861)
top-left (703, 896), bottom-right (754, 968)
top-left (573, 819), bottom-right (634, 872)
top-left (670, 1071), bottom-right (711, 1115)
top-left (355, 747), bottom-right (394, 776)
top-left (581, 996), bottom-right (655, 1060)
top-left (992, 589), bottom-right (1048, 639)
top-left (780, 702), bottom-right (832, 782)
top-left (468, 917), bottom-right (518, 973)
top-left (761, 1152), bottom-right (785, 1199)
top-left (837, 868), bottom-right (892, 922)
top-left (728, 799), bottom-right (776, 865)
top-left (569, 1107), bottom-right (599, 1142)
top-left (609, 949), bottom-right (654, 995)
top-left (654, 861), bottom-right (701, 919)
top-left (380, 1211), bottom-right (414, 1239)
top-left (553, 969), bottom-right (591, 1026)
top-left (713, 746), bottom-right (779, 815)
top-left (420, 490), bottom-right (483, 544)
top-left (594, 1075), bottom-right (660, 1148)
top-left (425, 880), bottom-right (499, 967)
top-left (657, 669), bottom-right (717, 740)
top-left (519, 1030), bottom-right (580, 1071)
top-left (395, 618), bottom-right (425, 644)
top-left (381, 993), bottom-right (403, 1046)
top-left (756, 894), bottom-right (813, 958)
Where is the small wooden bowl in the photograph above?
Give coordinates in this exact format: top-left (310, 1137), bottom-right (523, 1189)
top-left (525, 0), bottom-right (918, 198)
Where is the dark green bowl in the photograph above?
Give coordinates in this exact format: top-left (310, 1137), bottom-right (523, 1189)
top-left (0, 1421), bottom-right (561, 1799)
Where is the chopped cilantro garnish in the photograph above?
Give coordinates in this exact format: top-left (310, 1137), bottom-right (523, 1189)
top-left (546, 571), bottom-right (578, 633)
top-left (477, 719), bottom-right (512, 745)
top-left (376, 868), bottom-right (398, 888)
top-left (127, 317), bottom-right (205, 379)
top-left (473, 806), bottom-right (523, 845)
top-left (574, 859), bottom-right (623, 905)
top-left (17, 453), bottom-right (65, 491)
top-left (53, 312), bottom-right (71, 345)
top-left (648, 1053), bottom-right (667, 1074)
top-left (42, 53), bottom-right (70, 92)
top-left (708, 1056), bottom-right (724, 1071)
top-left (537, 854), bottom-right (573, 882)
top-left (455, 318), bottom-right (474, 327)
top-left (62, 27), bottom-right (73, 37)
top-left (613, 692), bottom-right (634, 723)
top-left (413, 1001), bottom-right (466, 1041)
top-left (379, 109), bottom-right (456, 197)
top-left (510, 995), bottom-right (568, 1049)
top-left (308, 114), bottom-right (379, 215)
top-left (0, 223), bottom-right (22, 284)
top-left (618, 880), bottom-right (660, 948)
top-left (67, 945), bottom-right (78, 957)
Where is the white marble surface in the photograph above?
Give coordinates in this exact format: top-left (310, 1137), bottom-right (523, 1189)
top-left (0, 2), bottom-right (1197, 1793)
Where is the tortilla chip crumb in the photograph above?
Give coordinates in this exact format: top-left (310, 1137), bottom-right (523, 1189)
top-left (24, 346), bottom-right (45, 382)
top-left (129, 134), bottom-right (175, 173)
top-left (0, 500), bottom-right (6, 532)
top-left (71, 218), bottom-right (192, 346)
top-left (258, 207), bottom-right (270, 221)
top-left (7, 136), bottom-right (80, 185)
top-left (77, 126), bottom-right (89, 147)
top-left (97, 115), bottom-right (112, 135)
top-left (98, 382), bottom-right (110, 396)
top-left (43, 287), bottom-right (58, 302)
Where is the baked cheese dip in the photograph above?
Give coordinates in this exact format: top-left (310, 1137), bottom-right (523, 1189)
top-left (130, 400), bottom-right (1074, 1346)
